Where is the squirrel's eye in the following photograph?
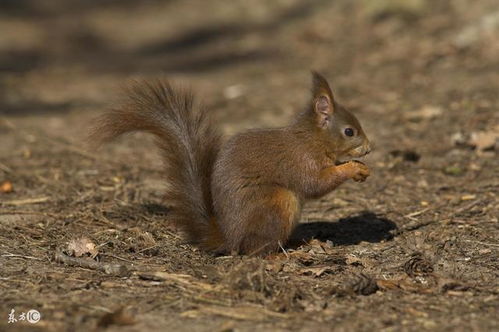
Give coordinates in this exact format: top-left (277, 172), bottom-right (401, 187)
top-left (344, 128), bottom-right (355, 137)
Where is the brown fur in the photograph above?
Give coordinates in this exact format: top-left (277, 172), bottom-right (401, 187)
top-left (89, 80), bottom-right (222, 247)
top-left (90, 73), bottom-right (371, 256)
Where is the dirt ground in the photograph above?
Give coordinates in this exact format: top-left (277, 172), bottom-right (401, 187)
top-left (0, 1), bottom-right (498, 331)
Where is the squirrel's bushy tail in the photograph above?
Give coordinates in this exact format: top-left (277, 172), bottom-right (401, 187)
top-left (89, 79), bottom-right (222, 249)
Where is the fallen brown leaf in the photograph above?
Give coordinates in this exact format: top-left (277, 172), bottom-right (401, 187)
top-left (137, 271), bottom-right (217, 291)
top-left (376, 279), bottom-right (401, 291)
top-left (470, 129), bottom-right (498, 152)
top-left (300, 265), bottom-right (335, 277)
top-left (66, 237), bottom-right (98, 258)
top-left (288, 251), bottom-right (315, 265)
top-left (377, 277), bottom-right (434, 294)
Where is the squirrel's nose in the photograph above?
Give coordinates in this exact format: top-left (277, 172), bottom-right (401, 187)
top-left (364, 141), bottom-right (372, 155)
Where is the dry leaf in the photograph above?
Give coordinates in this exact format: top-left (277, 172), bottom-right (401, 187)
top-left (265, 260), bottom-right (285, 273)
top-left (345, 254), bottom-right (377, 268)
top-left (376, 279), bottom-right (401, 291)
top-left (470, 130), bottom-right (498, 152)
top-left (307, 239), bottom-right (327, 254)
top-left (300, 265), bottom-right (335, 277)
top-left (345, 254), bottom-right (362, 266)
top-left (377, 277), bottom-right (434, 294)
top-left (66, 237), bottom-right (98, 259)
top-left (138, 271), bottom-right (216, 291)
top-left (288, 251), bottom-right (315, 265)
top-left (451, 127), bottom-right (498, 153)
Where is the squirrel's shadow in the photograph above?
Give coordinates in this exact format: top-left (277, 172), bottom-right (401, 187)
top-left (138, 205), bottom-right (396, 247)
top-left (290, 212), bottom-right (397, 246)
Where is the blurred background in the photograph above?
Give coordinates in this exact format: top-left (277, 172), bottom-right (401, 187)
top-left (1, 0), bottom-right (498, 201)
top-left (1, 0), bottom-right (498, 208)
top-left (1, 0), bottom-right (497, 136)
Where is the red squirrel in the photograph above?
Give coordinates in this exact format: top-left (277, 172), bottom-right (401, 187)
top-left (90, 72), bottom-right (371, 256)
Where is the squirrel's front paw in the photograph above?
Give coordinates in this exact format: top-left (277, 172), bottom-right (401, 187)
top-left (349, 161), bottom-right (370, 182)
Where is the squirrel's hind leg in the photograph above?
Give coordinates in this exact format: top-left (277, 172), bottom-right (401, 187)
top-left (239, 187), bottom-right (300, 256)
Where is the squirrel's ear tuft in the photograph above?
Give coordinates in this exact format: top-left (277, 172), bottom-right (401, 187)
top-left (311, 71), bottom-right (335, 128)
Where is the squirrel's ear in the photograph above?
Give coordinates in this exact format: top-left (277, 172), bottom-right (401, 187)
top-left (311, 71), bottom-right (335, 128)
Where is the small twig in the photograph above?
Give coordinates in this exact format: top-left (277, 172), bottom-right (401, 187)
top-left (137, 245), bottom-right (158, 254)
top-left (1, 252), bottom-right (44, 261)
top-left (396, 204), bottom-right (444, 234)
top-left (278, 241), bottom-right (289, 259)
top-left (97, 214), bottom-right (118, 227)
top-left (215, 255), bottom-right (235, 260)
top-left (0, 117), bottom-right (16, 129)
top-left (54, 251), bottom-right (132, 277)
top-left (404, 207), bottom-right (432, 219)
top-left (0, 162), bottom-right (13, 173)
top-left (2, 196), bottom-right (50, 206)
top-left (0, 211), bottom-right (58, 217)
top-left (136, 271), bottom-right (216, 291)
top-left (81, 305), bottom-right (113, 313)
top-left (452, 200), bottom-right (481, 216)
top-left (100, 253), bottom-right (136, 264)
top-left (164, 229), bottom-right (182, 240)
top-left (396, 220), bottom-right (435, 234)
top-left (11, 127), bottom-right (161, 173)
top-left (192, 295), bottom-right (233, 307)
top-left (38, 135), bottom-right (98, 161)
top-left (38, 132), bottom-right (159, 172)
top-left (464, 240), bottom-right (499, 248)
